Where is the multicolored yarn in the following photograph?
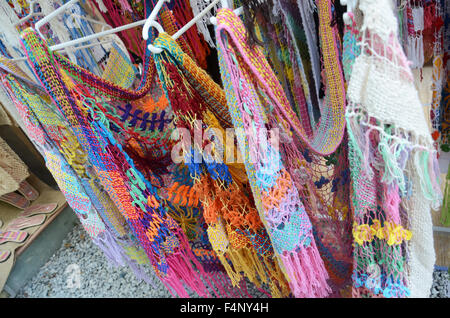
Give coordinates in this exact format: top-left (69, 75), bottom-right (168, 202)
top-left (342, 12), bottom-right (361, 82)
top-left (345, 0), bottom-right (442, 298)
top-left (152, 32), bottom-right (290, 297)
top-left (216, 8), bottom-right (334, 298)
top-left (0, 0), bottom-right (443, 300)
top-left (428, 0), bottom-right (445, 151)
top-left (272, 0), bottom-right (319, 132)
top-left (0, 71), bottom-right (153, 283)
top-left (19, 27), bottom-right (218, 298)
top-left (101, 42), bottom-right (137, 89)
top-left (441, 0), bottom-right (450, 151)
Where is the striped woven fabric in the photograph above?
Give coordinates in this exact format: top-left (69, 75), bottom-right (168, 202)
top-left (1, 72), bottom-right (154, 283)
top-left (19, 27), bottom-right (219, 297)
top-left (0, 230), bottom-right (28, 244)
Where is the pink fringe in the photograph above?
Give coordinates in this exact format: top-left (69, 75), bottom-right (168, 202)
top-left (280, 240), bottom-right (331, 298)
top-left (383, 184), bottom-right (401, 224)
top-left (164, 252), bottom-right (211, 298)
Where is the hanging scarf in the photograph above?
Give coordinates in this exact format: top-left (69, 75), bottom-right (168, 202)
top-left (272, 0), bottom-right (320, 130)
top-left (152, 32), bottom-right (290, 297)
top-left (345, 0), bottom-right (442, 298)
top-left (16, 0), bottom-right (255, 297)
top-left (216, 7), bottom-right (334, 298)
top-left (20, 27), bottom-right (221, 297)
top-left (429, 0), bottom-right (445, 151)
top-left (405, 0), bottom-right (425, 69)
top-left (0, 71), bottom-right (155, 284)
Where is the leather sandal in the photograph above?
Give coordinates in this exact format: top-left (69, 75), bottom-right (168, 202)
top-left (0, 192), bottom-right (30, 209)
top-left (20, 203), bottom-right (58, 217)
top-left (17, 180), bottom-right (39, 201)
top-left (5, 215), bottom-right (46, 231)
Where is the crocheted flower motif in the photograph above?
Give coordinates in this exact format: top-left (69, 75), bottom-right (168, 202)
top-left (382, 221), bottom-right (412, 246)
top-left (353, 223), bottom-right (373, 245)
top-left (353, 220), bottom-right (412, 246)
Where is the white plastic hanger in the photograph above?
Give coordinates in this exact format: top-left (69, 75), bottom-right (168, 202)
top-left (142, 0), bottom-right (222, 54)
top-left (13, 0), bottom-right (42, 26)
top-left (33, 0), bottom-right (146, 52)
top-left (340, 0), bottom-right (359, 25)
top-left (10, 39), bottom-right (115, 62)
top-left (210, 6), bottom-right (244, 25)
top-left (67, 13), bottom-right (112, 33)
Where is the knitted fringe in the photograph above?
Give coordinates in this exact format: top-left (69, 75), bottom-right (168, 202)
top-left (215, 245), bottom-right (288, 297)
top-left (263, 256), bottom-right (292, 297)
top-left (216, 270), bottom-right (241, 297)
top-left (346, 107), bottom-right (442, 209)
top-left (163, 252), bottom-right (212, 297)
top-left (215, 247), bottom-right (264, 288)
top-left (280, 240), bottom-right (331, 298)
top-left (226, 248), bottom-right (266, 287)
top-left (406, 35), bottom-right (424, 69)
top-left (93, 228), bottom-right (157, 288)
top-left (161, 229), bottom-right (217, 298)
top-left (203, 270), bottom-right (231, 297)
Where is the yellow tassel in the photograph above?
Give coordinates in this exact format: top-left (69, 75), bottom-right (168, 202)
top-left (263, 256), bottom-right (291, 297)
top-left (269, 280), bottom-right (282, 298)
top-left (233, 249), bottom-right (258, 286)
top-left (217, 253), bottom-right (241, 286)
top-left (249, 248), bottom-right (268, 284)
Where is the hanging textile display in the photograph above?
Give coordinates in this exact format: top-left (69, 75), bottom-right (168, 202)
top-left (19, 27), bottom-right (220, 297)
top-left (0, 0), bottom-right (445, 299)
top-left (345, 0), bottom-right (442, 298)
top-left (405, 0), bottom-right (425, 69)
top-left (215, 2), bottom-right (355, 297)
top-left (152, 32), bottom-right (290, 297)
top-left (216, 7), bottom-right (330, 297)
top-left (237, 0), bottom-right (354, 294)
top-left (439, 0), bottom-right (450, 152)
top-left (0, 69), bottom-right (157, 283)
top-left (13, 0), bottom-right (259, 298)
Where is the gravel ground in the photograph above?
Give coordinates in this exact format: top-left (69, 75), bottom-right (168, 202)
top-left (16, 223), bottom-right (266, 298)
top-left (16, 223), bottom-right (448, 298)
top-left (430, 269), bottom-right (449, 298)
